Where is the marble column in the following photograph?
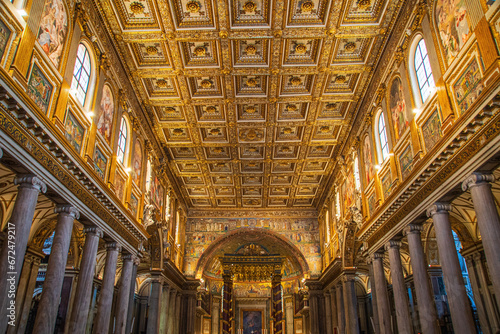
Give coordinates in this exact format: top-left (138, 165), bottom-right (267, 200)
top-left (336, 283), bottom-right (346, 334)
top-left (324, 291), bottom-right (333, 334)
top-left (125, 256), bottom-right (140, 334)
top-left (147, 274), bottom-right (163, 334)
top-left (33, 205), bottom-right (79, 333)
top-left (8, 249), bottom-right (43, 334)
top-left (175, 292), bottom-right (182, 334)
top-left (386, 241), bottom-right (413, 334)
top-left (115, 254), bottom-right (135, 334)
top-left (167, 289), bottom-right (177, 334)
top-left (159, 283), bottom-right (171, 334)
top-left (368, 260), bottom-right (380, 334)
top-left (372, 253), bottom-right (392, 334)
top-left (211, 297), bottom-right (220, 334)
top-left (343, 275), bottom-right (360, 334)
top-left (285, 297), bottom-right (294, 334)
top-left (0, 175), bottom-right (46, 334)
top-left (465, 254), bottom-right (493, 334)
top-left (404, 224), bottom-right (439, 334)
top-left (463, 173), bottom-right (500, 300)
top-left (427, 203), bottom-right (476, 334)
top-left (68, 226), bottom-right (102, 334)
top-left (330, 288), bottom-right (338, 333)
top-left (93, 242), bottom-right (121, 334)
top-left (473, 253), bottom-right (500, 332)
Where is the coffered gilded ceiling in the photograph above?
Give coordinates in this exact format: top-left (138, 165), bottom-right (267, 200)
top-left (98, 0), bottom-right (404, 209)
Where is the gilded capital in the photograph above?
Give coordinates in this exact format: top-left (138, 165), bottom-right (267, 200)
top-left (426, 202), bottom-right (452, 217)
top-left (14, 174), bottom-right (47, 193)
top-left (54, 204), bottom-right (80, 220)
top-left (462, 172), bottom-right (495, 191)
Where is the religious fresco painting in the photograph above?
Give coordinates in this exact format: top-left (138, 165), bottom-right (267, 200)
top-left (233, 283), bottom-right (271, 298)
top-left (363, 134), bottom-right (375, 184)
top-left (130, 192), bottom-right (139, 218)
top-left (114, 171), bottom-right (125, 201)
top-left (399, 144), bottom-right (413, 181)
top-left (422, 109), bottom-right (443, 151)
top-left (389, 77), bottom-right (409, 141)
top-left (435, 0), bottom-right (471, 64)
top-left (0, 19), bottom-right (11, 61)
top-left (453, 58), bottom-right (483, 115)
top-left (93, 146), bottom-right (107, 181)
top-left (381, 171), bottom-right (392, 200)
top-left (184, 218), bottom-right (321, 277)
top-left (367, 192), bottom-right (376, 216)
top-left (37, 0), bottom-right (68, 68)
top-left (27, 64), bottom-right (53, 113)
top-left (132, 139), bottom-right (143, 185)
top-left (343, 171), bottom-right (355, 214)
top-left (64, 110), bottom-right (84, 153)
top-left (150, 171), bottom-right (163, 208)
top-left (97, 84), bottom-right (115, 144)
top-left (242, 310), bottom-right (262, 334)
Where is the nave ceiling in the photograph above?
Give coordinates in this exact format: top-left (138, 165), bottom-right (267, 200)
top-left (95, 0), bottom-right (405, 210)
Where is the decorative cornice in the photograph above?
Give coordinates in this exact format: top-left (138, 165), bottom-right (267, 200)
top-left (462, 172), bottom-right (495, 191)
top-left (188, 209), bottom-right (318, 219)
top-left (14, 174), bottom-right (47, 193)
top-left (426, 203), bottom-right (452, 218)
top-left (54, 204), bottom-right (80, 220)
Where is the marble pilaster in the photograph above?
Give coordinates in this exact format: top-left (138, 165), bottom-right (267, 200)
top-left (427, 203), bottom-right (476, 334)
top-left (372, 252), bottom-right (392, 334)
top-left (68, 226), bottom-right (102, 334)
top-left (0, 175), bottom-right (46, 334)
top-left (343, 275), bottom-right (360, 334)
top-left (336, 283), bottom-right (346, 334)
top-left (175, 292), bottom-right (182, 334)
top-left (386, 240), bottom-right (413, 334)
top-left (330, 287), bottom-right (338, 333)
top-left (324, 291), bottom-right (333, 334)
top-left (159, 283), bottom-right (171, 334)
top-left (404, 224), bottom-right (440, 334)
top-left (367, 259), bottom-right (380, 334)
top-left (167, 289), bottom-right (177, 334)
top-left (93, 242), bottom-right (121, 334)
top-left (147, 274), bottom-right (163, 334)
top-left (114, 253), bottom-right (135, 334)
top-left (33, 205), bottom-right (79, 333)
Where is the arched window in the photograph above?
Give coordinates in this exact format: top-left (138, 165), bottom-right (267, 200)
top-left (71, 44), bottom-right (92, 105)
top-left (414, 38), bottom-right (435, 103)
top-left (117, 117), bottom-right (128, 164)
top-left (335, 190), bottom-right (341, 220)
top-left (378, 112), bottom-right (390, 161)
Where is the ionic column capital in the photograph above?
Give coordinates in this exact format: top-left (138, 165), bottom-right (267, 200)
top-left (105, 242), bottom-right (121, 252)
top-left (55, 204), bottom-right (80, 220)
top-left (403, 223), bottom-right (423, 236)
top-left (372, 252), bottom-right (385, 260)
top-left (462, 172), bottom-right (495, 191)
top-left (14, 174), bottom-right (47, 193)
top-left (426, 202), bottom-right (452, 217)
top-left (385, 240), bottom-right (402, 251)
top-left (133, 255), bottom-right (141, 266)
top-left (84, 226), bottom-right (103, 238)
top-left (122, 253), bottom-right (134, 262)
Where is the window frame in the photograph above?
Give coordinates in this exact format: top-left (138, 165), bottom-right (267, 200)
top-left (71, 43), bottom-right (92, 106)
top-left (414, 38), bottom-right (435, 103)
top-left (116, 116), bottom-right (128, 165)
top-left (409, 34), bottom-right (436, 108)
top-left (375, 110), bottom-right (390, 163)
